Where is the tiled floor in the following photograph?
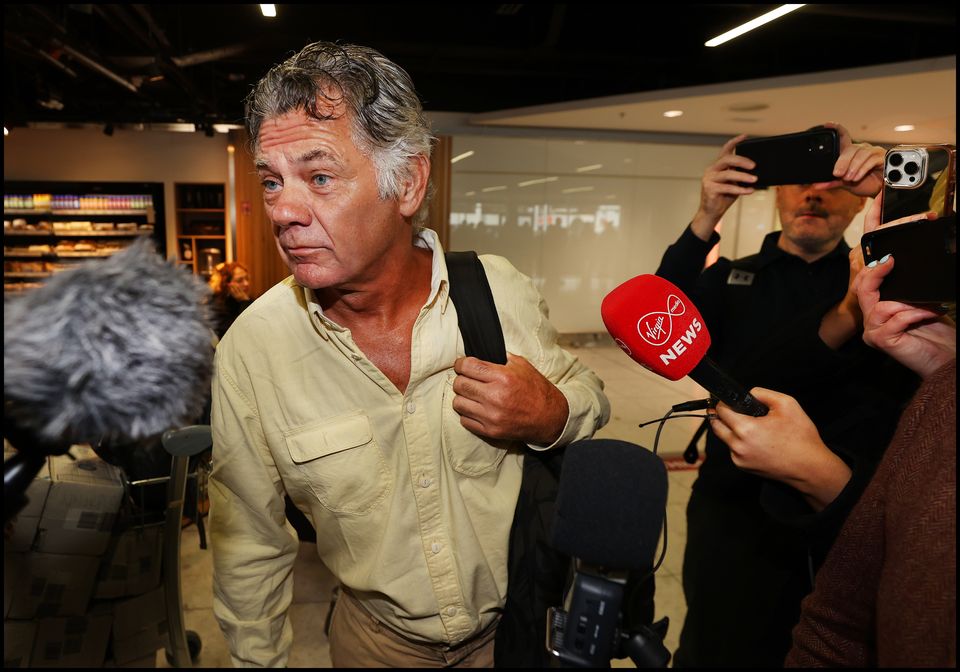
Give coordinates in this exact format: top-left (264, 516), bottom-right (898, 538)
top-left (159, 343), bottom-right (707, 668)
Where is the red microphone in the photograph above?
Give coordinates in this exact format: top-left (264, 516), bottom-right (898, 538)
top-left (601, 274), bottom-right (768, 416)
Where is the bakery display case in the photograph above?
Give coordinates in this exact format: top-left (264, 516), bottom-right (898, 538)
top-left (3, 181), bottom-right (166, 294)
top-left (175, 183), bottom-right (226, 280)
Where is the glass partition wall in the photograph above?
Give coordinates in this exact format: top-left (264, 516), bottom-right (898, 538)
top-left (448, 134), bottom-right (866, 334)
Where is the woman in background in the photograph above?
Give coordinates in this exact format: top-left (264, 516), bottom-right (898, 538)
top-left (208, 261), bottom-right (252, 339)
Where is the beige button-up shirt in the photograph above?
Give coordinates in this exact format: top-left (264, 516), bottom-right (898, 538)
top-left (209, 229), bottom-right (609, 666)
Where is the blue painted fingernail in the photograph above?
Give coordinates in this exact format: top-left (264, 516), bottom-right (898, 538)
top-left (867, 259), bottom-right (878, 268)
top-left (880, 254), bottom-right (891, 264)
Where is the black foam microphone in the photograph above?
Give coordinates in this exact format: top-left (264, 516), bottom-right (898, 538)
top-left (547, 439), bottom-right (670, 667)
top-left (4, 238), bottom-right (215, 520)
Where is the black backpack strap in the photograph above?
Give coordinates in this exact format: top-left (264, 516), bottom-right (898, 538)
top-left (445, 251), bottom-right (507, 365)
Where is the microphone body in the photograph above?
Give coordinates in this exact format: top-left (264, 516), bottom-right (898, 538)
top-left (547, 439), bottom-right (670, 667)
top-left (601, 274), bottom-right (768, 417)
top-left (688, 358), bottom-right (768, 417)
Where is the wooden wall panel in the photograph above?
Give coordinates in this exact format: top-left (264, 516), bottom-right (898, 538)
top-left (229, 129), bottom-right (291, 299)
top-left (426, 135), bottom-right (452, 250)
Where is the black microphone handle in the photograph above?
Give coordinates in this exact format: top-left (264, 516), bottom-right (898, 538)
top-left (688, 357), bottom-right (769, 417)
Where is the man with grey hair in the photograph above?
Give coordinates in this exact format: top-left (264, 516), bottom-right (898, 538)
top-left (208, 41), bottom-right (609, 667)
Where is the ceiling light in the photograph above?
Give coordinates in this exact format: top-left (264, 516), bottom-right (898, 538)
top-left (727, 102), bottom-right (769, 112)
top-left (562, 186), bottom-right (595, 194)
top-left (213, 123), bottom-right (243, 133)
top-left (481, 185), bottom-right (507, 192)
top-left (894, 124), bottom-right (915, 132)
top-left (705, 4), bottom-right (805, 47)
top-left (465, 191), bottom-right (476, 196)
top-left (576, 164), bottom-right (603, 173)
top-left (4, 127), bottom-right (9, 136)
top-left (260, 4), bottom-right (276, 18)
top-left (517, 176), bottom-right (558, 187)
top-left (663, 110), bottom-right (684, 118)
top-left (450, 150), bottom-right (475, 164)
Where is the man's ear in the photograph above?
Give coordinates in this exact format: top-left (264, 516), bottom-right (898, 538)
top-left (398, 154), bottom-right (431, 218)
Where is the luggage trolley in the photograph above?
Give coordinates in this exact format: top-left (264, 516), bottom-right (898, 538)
top-left (123, 425), bottom-right (213, 667)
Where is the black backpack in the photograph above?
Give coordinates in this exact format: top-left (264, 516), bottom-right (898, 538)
top-left (446, 251), bottom-right (569, 668)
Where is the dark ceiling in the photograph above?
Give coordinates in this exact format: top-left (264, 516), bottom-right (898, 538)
top-left (4, 4), bottom-right (956, 130)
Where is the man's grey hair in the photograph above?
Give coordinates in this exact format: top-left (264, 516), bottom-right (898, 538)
top-left (245, 41), bottom-right (435, 225)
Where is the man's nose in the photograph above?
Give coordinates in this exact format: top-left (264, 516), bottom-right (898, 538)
top-left (270, 187), bottom-right (312, 228)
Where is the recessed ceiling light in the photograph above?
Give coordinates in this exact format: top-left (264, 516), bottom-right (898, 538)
top-left (260, 4), bottom-right (276, 18)
top-left (576, 164), bottom-right (603, 173)
top-left (450, 150), bottom-right (475, 164)
top-left (663, 110), bottom-right (684, 118)
top-left (481, 185), bottom-right (507, 193)
top-left (894, 124), bottom-right (915, 132)
top-left (727, 102), bottom-right (769, 112)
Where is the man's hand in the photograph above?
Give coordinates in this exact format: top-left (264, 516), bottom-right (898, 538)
top-left (452, 353), bottom-right (569, 446)
top-left (690, 134), bottom-right (757, 241)
top-left (710, 387), bottom-right (852, 512)
top-left (814, 122), bottom-right (884, 198)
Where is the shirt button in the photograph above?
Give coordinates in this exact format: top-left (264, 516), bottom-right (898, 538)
top-left (431, 542), bottom-right (442, 554)
top-left (406, 400), bottom-right (416, 414)
top-left (352, 353), bottom-right (362, 361)
top-left (419, 477), bottom-right (432, 488)
top-left (446, 606), bottom-right (457, 617)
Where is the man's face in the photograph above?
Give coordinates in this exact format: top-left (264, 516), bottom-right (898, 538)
top-left (254, 106), bottom-right (408, 291)
top-left (775, 184), bottom-right (866, 256)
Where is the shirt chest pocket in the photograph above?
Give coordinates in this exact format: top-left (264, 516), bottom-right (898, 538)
top-left (441, 375), bottom-right (509, 476)
top-left (283, 411), bottom-right (392, 515)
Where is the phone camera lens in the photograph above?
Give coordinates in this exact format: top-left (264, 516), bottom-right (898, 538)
top-left (888, 169), bottom-right (903, 183)
top-left (888, 153), bottom-right (904, 167)
top-left (904, 161), bottom-right (920, 176)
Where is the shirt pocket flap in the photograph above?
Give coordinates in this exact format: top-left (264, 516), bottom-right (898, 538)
top-left (284, 413), bottom-right (373, 464)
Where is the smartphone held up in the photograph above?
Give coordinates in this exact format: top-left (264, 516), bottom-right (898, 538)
top-left (734, 128), bottom-right (840, 188)
top-left (880, 144), bottom-right (956, 224)
top-left (861, 143), bottom-right (957, 307)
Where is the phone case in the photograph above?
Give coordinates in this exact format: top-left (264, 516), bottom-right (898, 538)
top-left (881, 144), bottom-right (956, 224)
top-left (861, 213), bottom-right (956, 304)
top-left (734, 128), bottom-right (840, 189)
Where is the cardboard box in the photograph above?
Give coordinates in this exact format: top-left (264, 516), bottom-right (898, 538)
top-left (111, 587), bottom-right (168, 664)
top-left (4, 552), bottom-right (100, 619)
top-left (3, 619), bottom-right (37, 667)
top-left (95, 524), bottom-right (164, 599)
top-left (31, 611), bottom-right (112, 668)
top-left (4, 447), bottom-right (53, 552)
top-left (35, 452), bottom-right (124, 556)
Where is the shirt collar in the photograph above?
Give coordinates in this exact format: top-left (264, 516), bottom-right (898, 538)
top-left (756, 230), bottom-right (851, 269)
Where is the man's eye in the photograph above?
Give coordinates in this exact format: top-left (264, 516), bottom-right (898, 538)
top-left (312, 175), bottom-right (329, 186)
top-left (262, 179), bottom-right (280, 192)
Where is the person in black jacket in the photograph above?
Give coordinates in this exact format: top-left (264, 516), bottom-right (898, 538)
top-left (657, 122), bottom-right (919, 667)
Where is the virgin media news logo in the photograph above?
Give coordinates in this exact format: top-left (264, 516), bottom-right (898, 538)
top-left (638, 294), bottom-right (685, 347)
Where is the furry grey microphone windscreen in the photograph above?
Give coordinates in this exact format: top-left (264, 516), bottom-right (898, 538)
top-left (4, 238), bottom-right (215, 445)
top-left (551, 439), bottom-right (668, 571)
